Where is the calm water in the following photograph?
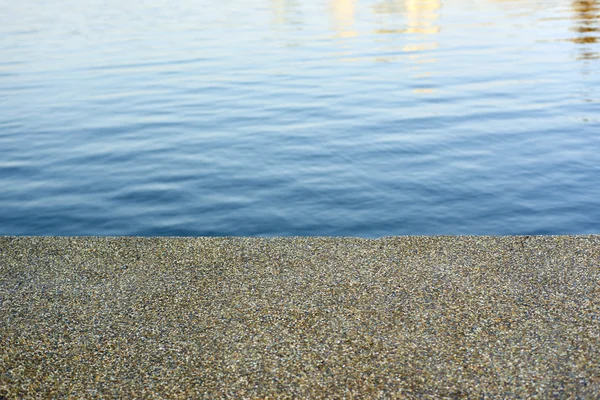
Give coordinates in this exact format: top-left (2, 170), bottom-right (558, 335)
top-left (1, 0), bottom-right (599, 236)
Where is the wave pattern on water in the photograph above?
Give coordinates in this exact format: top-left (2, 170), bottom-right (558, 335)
top-left (0, 0), bottom-right (599, 236)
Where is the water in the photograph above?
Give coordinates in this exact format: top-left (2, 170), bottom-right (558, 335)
top-left (1, 0), bottom-right (599, 236)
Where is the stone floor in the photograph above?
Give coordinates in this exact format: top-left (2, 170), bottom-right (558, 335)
top-left (1, 236), bottom-right (598, 398)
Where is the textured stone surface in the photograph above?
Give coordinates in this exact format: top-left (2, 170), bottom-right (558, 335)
top-left (0, 236), bottom-right (599, 398)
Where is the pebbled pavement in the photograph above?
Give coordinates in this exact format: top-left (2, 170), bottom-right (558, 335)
top-left (0, 236), bottom-right (598, 398)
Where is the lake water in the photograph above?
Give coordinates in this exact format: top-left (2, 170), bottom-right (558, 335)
top-left (1, 0), bottom-right (599, 236)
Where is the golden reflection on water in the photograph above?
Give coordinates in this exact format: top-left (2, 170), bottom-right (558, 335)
top-left (329, 0), bottom-right (441, 43)
top-left (402, 0), bottom-right (440, 93)
top-left (370, 0), bottom-right (440, 37)
top-left (571, 0), bottom-right (600, 59)
top-left (404, 0), bottom-right (441, 35)
top-left (329, 0), bottom-right (441, 91)
top-left (330, 0), bottom-right (358, 38)
top-left (270, 0), bottom-right (598, 78)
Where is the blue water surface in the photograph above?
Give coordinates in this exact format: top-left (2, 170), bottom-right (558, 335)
top-left (1, 0), bottom-right (599, 236)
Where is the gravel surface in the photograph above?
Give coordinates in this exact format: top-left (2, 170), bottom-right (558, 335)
top-left (0, 236), bottom-right (599, 398)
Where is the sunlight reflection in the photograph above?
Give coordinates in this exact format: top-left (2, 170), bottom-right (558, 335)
top-left (571, 0), bottom-right (599, 59)
top-left (403, 0), bottom-right (441, 93)
top-left (366, 0), bottom-right (441, 84)
top-left (330, 0), bottom-right (358, 38)
top-left (404, 0), bottom-right (441, 35)
top-left (371, 0), bottom-right (440, 36)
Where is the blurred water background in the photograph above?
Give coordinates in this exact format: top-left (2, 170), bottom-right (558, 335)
top-left (0, 0), bottom-right (599, 236)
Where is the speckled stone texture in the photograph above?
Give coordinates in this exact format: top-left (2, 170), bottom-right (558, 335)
top-left (0, 236), bottom-right (598, 398)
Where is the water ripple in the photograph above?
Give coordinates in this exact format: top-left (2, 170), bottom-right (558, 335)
top-left (0, 0), bottom-right (599, 236)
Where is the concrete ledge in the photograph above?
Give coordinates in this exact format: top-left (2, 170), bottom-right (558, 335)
top-left (1, 236), bottom-right (599, 398)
